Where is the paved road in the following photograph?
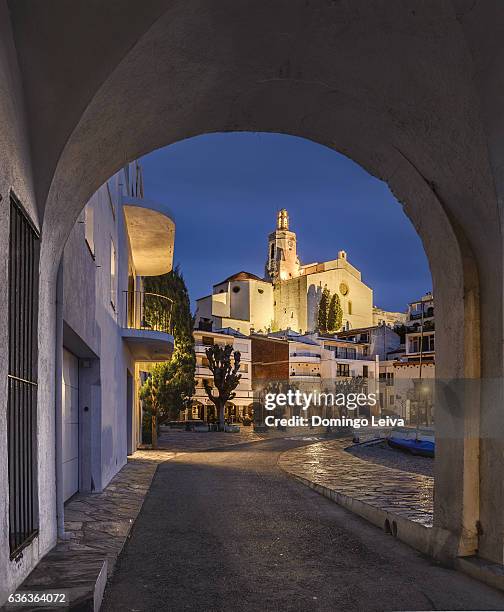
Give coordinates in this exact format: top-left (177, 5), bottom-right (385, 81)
top-left (103, 438), bottom-right (504, 612)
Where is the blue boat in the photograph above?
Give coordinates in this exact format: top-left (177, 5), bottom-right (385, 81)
top-left (387, 436), bottom-right (435, 458)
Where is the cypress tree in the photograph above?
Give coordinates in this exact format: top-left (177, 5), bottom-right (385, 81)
top-left (327, 292), bottom-right (343, 332)
top-left (317, 286), bottom-right (331, 332)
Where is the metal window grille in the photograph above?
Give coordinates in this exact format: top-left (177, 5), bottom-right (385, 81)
top-left (8, 194), bottom-right (39, 557)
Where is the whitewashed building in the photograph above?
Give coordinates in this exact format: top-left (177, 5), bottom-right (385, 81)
top-left (379, 293), bottom-right (435, 424)
top-left (59, 161), bottom-right (175, 501)
top-left (191, 328), bottom-right (253, 422)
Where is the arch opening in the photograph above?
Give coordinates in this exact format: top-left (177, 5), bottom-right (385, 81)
top-left (41, 125), bottom-right (480, 568)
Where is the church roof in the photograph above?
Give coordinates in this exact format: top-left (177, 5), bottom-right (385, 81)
top-left (214, 271), bottom-right (265, 285)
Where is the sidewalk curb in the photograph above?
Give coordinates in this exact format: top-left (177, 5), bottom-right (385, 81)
top-left (277, 444), bottom-right (435, 559)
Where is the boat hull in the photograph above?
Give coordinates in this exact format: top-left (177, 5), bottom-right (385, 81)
top-left (387, 437), bottom-right (435, 458)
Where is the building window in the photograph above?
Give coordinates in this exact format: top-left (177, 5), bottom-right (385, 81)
top-left (389, 395), bottom-right (395, 405)
top-left (8, 194), bottom-right (40, 556)
top-left (110, 239), bottom-right (117, 310)
top-left (258, 288), bottom-right (264, 294)
top-left (362, 365), bottom-right (368, 378)
top-left (409, 335), bottom-right (434, 353)
top-left (348, 300), bottom-right (352, 315)
top-left (337, 363), bottom-right (350, 377)
top-left (232, 286), bottom-right (240, 293)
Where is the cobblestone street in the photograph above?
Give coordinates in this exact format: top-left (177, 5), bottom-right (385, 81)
top-left (157, 426), bottom-right (326, 452)
top-left (279, 439), bottom-right (433, 527)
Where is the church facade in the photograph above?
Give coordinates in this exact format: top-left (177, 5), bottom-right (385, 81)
top-left (195, 209), bottom-right (374, 334)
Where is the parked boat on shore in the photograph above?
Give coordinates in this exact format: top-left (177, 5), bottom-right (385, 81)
top-left (387, 426), bottom-right (435, 457)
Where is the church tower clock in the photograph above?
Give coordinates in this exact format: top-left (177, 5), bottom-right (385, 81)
top-left (265, 209), bottom-right (300, 281)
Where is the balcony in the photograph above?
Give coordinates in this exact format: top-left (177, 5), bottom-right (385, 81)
top-left (332, 350), bottom-right (369, 361)
top-left (290, 373), bottom-right (321, 379)
top-left (122, 195), bottom-right (175, 276)
top-left (290, 352), bottom-right (321, 363)
top-left (121, 291), bottom-right (174, 361)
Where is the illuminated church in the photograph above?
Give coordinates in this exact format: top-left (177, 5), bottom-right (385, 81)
top-left (195, 209), bottom-right (374, 334)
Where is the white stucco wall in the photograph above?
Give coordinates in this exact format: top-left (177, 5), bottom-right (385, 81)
top-left (0, 5), bottom-right (44, 601)
top-left (62, 172), bottom-right (138, 490)
top-left (249, 280), bottom-right (274, 332)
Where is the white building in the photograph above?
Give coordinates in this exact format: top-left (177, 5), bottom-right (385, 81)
top-left (1, 157), bottom-right (176, 600)
top-left (59, 162), bottom-right (175, 500)
top-left (264, 330), bottom-right (378, 416)
top-left (195, 209), bottom-right (374, 334)
top-left (379, 293), bottom-right (435, 424)
top-left (196, 272), bottom-right (274, 335)
top-left (336, 324), bottom-right (401, 361)
top-left (372, 306), bottom-right (407, 327)
top-left (191, 328), bottom-right (253, 422)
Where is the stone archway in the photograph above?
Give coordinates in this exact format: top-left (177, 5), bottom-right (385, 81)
top-left (3, 0), bottom-right (504, 574)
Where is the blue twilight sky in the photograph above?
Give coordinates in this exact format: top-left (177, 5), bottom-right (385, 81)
top-left (141, 132), bottom-right (432, 313)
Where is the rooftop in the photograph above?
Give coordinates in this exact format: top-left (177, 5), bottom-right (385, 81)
top-left (268, 330), bottom-right (320, 346)
top-left (214, 271), bottom-right (268, 286)
top-left (336, 325), bottom-right (388, 337)
top-left (214, 327), bottom-right (249, 339)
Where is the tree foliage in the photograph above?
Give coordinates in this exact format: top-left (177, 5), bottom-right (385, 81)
top-left (318, 287), bottom-right (344, 333)
top-left (203, 344), bottom-right (241, 429)
top-left (140, 267), bottom-right (196, 431)
top-left (144, 265), bottom-right (194, 340)
top-left (327, 292), bottom-right (343, 332)
top-left (139, 362), bottom-right (172, 448)
top-left (317, 286), bottom-right (331, 332)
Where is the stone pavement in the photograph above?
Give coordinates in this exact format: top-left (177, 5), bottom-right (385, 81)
top-left (6, 429), bottom-right (323, 610)
top-left (278, 439), bottom-right (434, 528)
top-left (158, 426), bottom-right (262, 451)
top-left (6, 450), bottom-right (174, 611)
top-left (157, 425), bottom-right (326, 452)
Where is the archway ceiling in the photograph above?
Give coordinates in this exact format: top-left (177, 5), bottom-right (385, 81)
top-left (8, 0), bottom-right (504, 263)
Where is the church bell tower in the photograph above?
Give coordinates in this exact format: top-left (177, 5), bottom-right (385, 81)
top-left (265, 209), bottom-right (300, 281)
